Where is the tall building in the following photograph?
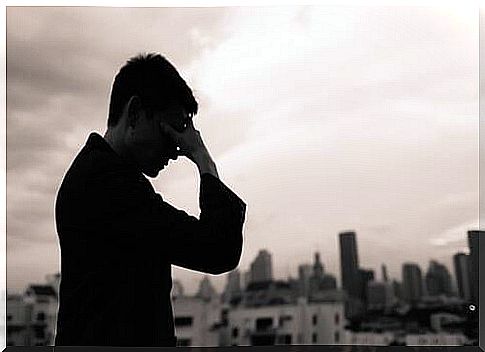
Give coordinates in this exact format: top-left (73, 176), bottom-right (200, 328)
top-left (339, 231), bottom-right (361, 299)
top-left (223, 270), bottom-right (242, 304)
top-left (243, 271), bottom-right (252, 290)
top-left (250, 250), bottom-right (273, 284)
top-left (468, 230), bottom-right (480, 307)
top-left (425, 260), bottom-right (452, 297)
top-left (359, 269), bottom-right (375, 304)
top-left (367, 281), bottom-right (396, 310)
top-left (453, 252), bottom-right (471, 301)
top-left (381, 264), bottom-right (389, 283)
top-left (392, 280), bottom-right (403, 301)
top-left (313, 253), bottom-right (324, 278)
top-left (298, 264), bottom-right (312, 297)
top-left (309, 253), bottom-right (324, 296)
top-left (402, 263), bottom-right (423, 303)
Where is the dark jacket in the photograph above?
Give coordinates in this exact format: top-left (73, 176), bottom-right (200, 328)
top-left (54, 132), bottom-right (247, 347)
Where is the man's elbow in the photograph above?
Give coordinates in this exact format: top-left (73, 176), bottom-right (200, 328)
top-left (207, 240), bottom-right (242, 275)
top-left (208, 259), bottom-right (239, 275)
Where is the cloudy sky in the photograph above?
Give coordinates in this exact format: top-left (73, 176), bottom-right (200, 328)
top-left (6, 6), bottom-right (479, 295)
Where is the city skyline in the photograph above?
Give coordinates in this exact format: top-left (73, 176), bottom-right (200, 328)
top-left (7, 7), bottom-right (478, 295)
top-left (7, 228), bottom-right (475, 297)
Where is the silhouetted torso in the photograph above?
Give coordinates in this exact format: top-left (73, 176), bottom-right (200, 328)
top-left (55, 132), bottom-right (246, 346)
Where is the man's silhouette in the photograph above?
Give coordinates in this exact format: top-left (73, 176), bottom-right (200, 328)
top-left (54, 53), bottom-right (247, 347)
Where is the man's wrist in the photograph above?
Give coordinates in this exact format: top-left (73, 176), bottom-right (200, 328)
top-left (193, 150), bottom-right (219, 178)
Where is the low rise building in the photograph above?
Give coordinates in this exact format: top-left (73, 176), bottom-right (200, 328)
top-left (405, 333), bottom-right (468, 346)
top-left (172, 293), bottom-right (223, 346)
top-left (345, 331), bottom-right (394, 345)
top-left (228, 297), bottom-right (345, 345)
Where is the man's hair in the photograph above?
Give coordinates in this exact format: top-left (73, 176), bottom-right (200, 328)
top-left (107, 53), bottom-right (198, 126)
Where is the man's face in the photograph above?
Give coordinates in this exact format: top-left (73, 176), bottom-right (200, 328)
top-left (130, 104), bottom-right (189, 178)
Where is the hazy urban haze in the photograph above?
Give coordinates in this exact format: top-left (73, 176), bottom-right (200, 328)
top-left (6, 6), bottom-right (479, 295)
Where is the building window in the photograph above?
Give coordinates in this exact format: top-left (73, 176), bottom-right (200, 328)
top-left (312, 333), bottom-right (317, 343)
top-left (176, 339), bottom-right (191, 347)
top-left (34, 327), bottom-right (45, 339)
top-left (255, 317), bottom-right (273, 331)
top-left (232, 327), bottom-right (239, 338)
top-left (7, 315), bottom-right (12, 321)
top-left (279, 315), bottom-right (292, 326)
top-left (283, 334), bottom-right (292, 344)
top-left (312, 314), bottom-right (317, 326)
top-left (334, 331), bottom-right (340, 343)
top-left (334, 313), bottom-right (339, 325)
top-left (174, 316), bottom-right (193, 327)
top-left (36, 312), bottom-right (46, 322)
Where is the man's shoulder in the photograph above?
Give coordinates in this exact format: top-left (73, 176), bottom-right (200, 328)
top-left (58, 134), bottom-right (135, 203)
top-left (64, 133), bottom-right (129, 179)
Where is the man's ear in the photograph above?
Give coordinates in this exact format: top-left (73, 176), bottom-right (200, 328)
top-left (127, 95), bottom-right (142, 128)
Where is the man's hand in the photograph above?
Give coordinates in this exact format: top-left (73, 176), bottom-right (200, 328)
top-left (160, 119), bottom-right (219, 178)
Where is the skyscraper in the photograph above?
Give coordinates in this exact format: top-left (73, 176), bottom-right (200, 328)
top-left (367, 281), bottom-right (396, 310)
top-left (453, 252), bottom-right (471, 301)
top-left (313, 252), bottom-right (324, 279)
top-left (425, 260), bottom-right (452, 297)
top-left (223, 269), bottom-right (242, 303)
top-left (402, 263), bottom-right (424, 303)
top-left (359, 268), bottom-right (375, 304)
top-left (242, 270), bottom-right (252, 290)
top-left (250, 249), bottom-right (273, 284)
top-left (468, 230), bottom-right (480, 307)
top-left (392, 280), bottom-right (403, 301)
top-left (298, 264), bottom-right (312, 297)
top-left (309, 253), bottom-right (322, 294)
top-left (339, 231), bottom-right (361, 298)
top-left (381, 264), bottom-right (389, 283)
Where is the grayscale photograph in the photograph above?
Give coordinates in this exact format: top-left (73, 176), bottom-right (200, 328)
top-left (5, 5), bottom-right (480, 347)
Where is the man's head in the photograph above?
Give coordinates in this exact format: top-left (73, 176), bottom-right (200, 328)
top-left (106, 53), bottom-right (198, 177)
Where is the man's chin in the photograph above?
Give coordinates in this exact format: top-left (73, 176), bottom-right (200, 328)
top-left (143, 167), bottom-right (162, 178)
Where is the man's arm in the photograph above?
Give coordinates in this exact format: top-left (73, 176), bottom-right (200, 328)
top-left (145, 118), bottom-right (245, 273)
top-left (193, 150), bottom-right (219, 179)
top-left (155, 173), bottom-right (246, 274)
top-left (88, 169), bottom-right (246, 275)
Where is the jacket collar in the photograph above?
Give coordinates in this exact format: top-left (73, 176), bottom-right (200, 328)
top-left (86, 132), bottom-right (143, 176)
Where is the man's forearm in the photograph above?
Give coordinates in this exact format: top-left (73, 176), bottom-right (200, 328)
top-left (193, 150), bottom-right (219, 179)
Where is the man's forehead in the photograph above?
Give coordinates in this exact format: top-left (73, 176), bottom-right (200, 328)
top-left (155, 105), bottom-right (191, 130)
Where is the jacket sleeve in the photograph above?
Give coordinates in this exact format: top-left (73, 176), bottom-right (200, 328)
top-left (88, 171), bottom-right (247, 275)
top-left (160, 173), bottom-right (247, 274)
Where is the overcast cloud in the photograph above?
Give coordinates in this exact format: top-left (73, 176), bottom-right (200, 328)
top-left (6, 6), bottom-right (478, 294)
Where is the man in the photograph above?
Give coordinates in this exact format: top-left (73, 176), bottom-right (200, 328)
top-left (54, 53), bottom-right (247, 347)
